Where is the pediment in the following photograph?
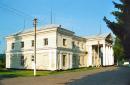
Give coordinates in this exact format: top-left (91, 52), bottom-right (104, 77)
top-left (105, 34), bottom-right (113, 43)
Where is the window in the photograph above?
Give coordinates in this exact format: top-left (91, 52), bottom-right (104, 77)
top-left (21, 42), bottom-right (24, 48)
top-left (63, 39), bottom-right (66, 46)
top-left (21, 55), bottom-right (24, 66)
top-left (63, 55), bottom-right (66, 67)
top-left (44, 38), bottom-right (48, 46)
top-left (31, 40), bottom-right (34, 47)
top-left (72, 41), bottom-right (75, 48)
top-left (11, 43), bottom-right (14, 49)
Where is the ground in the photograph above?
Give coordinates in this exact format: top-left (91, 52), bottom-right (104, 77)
top-left (0, 66), bottom-right (130, 85)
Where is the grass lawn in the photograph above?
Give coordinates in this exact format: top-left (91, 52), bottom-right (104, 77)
top-left (0, 67), bottom-right (99, 77)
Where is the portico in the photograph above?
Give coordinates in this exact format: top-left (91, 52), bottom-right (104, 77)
top-left (85, 33), bottom-right (114, 67)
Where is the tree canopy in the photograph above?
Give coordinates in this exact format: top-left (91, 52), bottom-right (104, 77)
top-left (104, 0), bottom-right (130, 59)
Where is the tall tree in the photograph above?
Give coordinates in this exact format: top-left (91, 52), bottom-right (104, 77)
top-left (104, 0), bottom-right (130, 59)
top-left (113, 37), bottom-right (124, 62)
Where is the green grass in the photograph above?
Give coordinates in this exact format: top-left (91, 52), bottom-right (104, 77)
top-left (0, 70), bottom-right (52, 77)
top-left (0, 67), bottom-right (99, 77)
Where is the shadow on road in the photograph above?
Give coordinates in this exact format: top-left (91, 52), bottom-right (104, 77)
top-left (61, 67), bottom-right (130, 85)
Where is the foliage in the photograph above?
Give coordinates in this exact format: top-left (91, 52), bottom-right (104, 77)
top-left (0, 54), bottom-right (5, 68)
top-left (104, 0), bottom-right (130, 59)
top-left (113, 37), bottom-right (125, 62)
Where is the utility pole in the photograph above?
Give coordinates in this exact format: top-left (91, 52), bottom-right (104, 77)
top-left (33, 18), bottom-right (37, 76)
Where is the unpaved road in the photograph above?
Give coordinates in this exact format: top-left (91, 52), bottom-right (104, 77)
top-left (0, 66), bottom-right (130, 85)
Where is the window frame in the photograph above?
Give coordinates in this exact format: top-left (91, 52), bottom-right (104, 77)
top-left (62, 55), bottom-right (66, 67)
top-left (44, 38), bottom-right (48, 46)
top-left (21, 55), bottom-right (24, 66)
top-left (72, 41), bottom-right (75, 48)
top-left (63, 38), bottom-right (67, 46)
top-left (21, 41), bottom-right (24, 48)
top-left (11, 43), bottom-right (15, 49)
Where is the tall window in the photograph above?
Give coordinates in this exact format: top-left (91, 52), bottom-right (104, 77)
top-left (63, 39), bottom-right (66, 46)
top-left (44, 38), bottom-right (48, 46)
top-left (12, 43), bottom-right (14, 49)
top-left (21, 55), bottom-right (24, 66)
top-left (31, 40), bottom-right (34, 47)
top-left (21, 42), bottom-right (24, 48)
top-left (72, 41), bottom-right (75, 48)
top-left (63, 55), bottom-right (66, 67)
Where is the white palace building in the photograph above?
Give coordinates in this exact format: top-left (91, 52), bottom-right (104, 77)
top-left (6, 24), bottom-right (114, 70)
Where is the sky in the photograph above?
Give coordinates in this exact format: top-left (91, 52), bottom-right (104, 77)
top-left (0, 0), bottom-right (119, 53)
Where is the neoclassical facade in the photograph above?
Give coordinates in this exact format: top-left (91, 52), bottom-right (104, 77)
top-left (6, 24), bottom-right (114, 70)
top-left (85, 34), bottom-right (114, 67)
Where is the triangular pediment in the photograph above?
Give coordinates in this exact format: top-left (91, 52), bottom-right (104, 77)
top-left (105, 33), bottom-right (113, 43)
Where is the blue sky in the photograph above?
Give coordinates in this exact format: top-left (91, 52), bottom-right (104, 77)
top-left (0, 0), bottom-right (119, 53)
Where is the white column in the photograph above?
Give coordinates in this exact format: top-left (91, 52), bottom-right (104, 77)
top-left (108, 46), bottom-right (110, 65)
top-left (6, 53), bottom-right (11, 68)
top-left (49, 50), bottom-right (52, 70)
top-left (88, 45), bottom-right (92, 66)
top-left (55, 50), bottom-right (57, 70)
top-left (109, 46), bottom-right (112, 65)
top-left (57, 52), bottom-right (60, 70)
top-left (69, 53), bottom-right (72, 69)
top-left (106, 46), bottom-right (109, 65)
top-left (54, 50), bottom-right (57, 70)
top-left (103, 44), bottom-right (106, 66)
top-left (106, 46), bottom-right (109, 66)
top-left (111, 47), bottom-right (114, 65)
top-left (59, 53), bottom-right (62, 69)
top-left (100, 47), bottom-right (103, 66)
top-left (67, 53), bottom-right (69, 69)
top-left (105, 46), bottom-right (107, 66)
top-left (110, 46), bottom-right (112, 65)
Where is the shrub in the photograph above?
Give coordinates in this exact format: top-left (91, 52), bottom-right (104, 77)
top-left (0, 54), bottom-right (5, 68)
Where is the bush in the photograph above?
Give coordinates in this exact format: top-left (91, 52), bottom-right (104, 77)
top-left (0, 54), bottom-right (5, 68)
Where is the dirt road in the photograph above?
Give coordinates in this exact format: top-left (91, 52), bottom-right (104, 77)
top-left (0, 67), bottom-right (130, 85)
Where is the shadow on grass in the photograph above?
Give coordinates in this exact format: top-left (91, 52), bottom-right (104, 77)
top-left (0, 69), bottom-right (18, 78)
top-left (58, 67), bottom-right (130, 85)
top-left (0, 69), bottom-right (19, 85)
top-left (0, 69), bottom-right (32, 80)
top-left (0, 69), bottom-right (19, 79)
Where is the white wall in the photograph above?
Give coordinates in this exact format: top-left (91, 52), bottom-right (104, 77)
top-left (6, 28), bottom-right (57, 70)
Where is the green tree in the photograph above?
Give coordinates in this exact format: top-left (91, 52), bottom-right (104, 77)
top-left (0, 54), bottom-right (5, 68)
top-left (113, 37), bottom-right (124, 63)
top-left (104, 0), bottom-right (130, 59)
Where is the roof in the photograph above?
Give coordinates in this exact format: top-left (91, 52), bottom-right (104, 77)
top-left (84, 33), bottom-right (111, 39)
top-left (6, 24), bottom-right (74, 38)
top-left (12, 24), bottom-right (61, 35)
